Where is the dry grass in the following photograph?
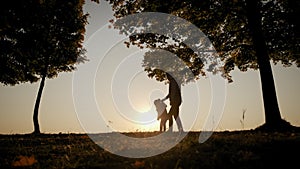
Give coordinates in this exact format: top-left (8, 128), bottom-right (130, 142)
top-left (0, 130), bottom-right (300, 169)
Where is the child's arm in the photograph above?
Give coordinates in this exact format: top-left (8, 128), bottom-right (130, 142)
top-left (157, 112), bottom-right (161, 120)
top-left (157, 109), bottom-right (163, 120)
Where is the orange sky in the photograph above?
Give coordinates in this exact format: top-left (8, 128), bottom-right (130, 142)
top-left (0, 0), bottom-right (299, 134)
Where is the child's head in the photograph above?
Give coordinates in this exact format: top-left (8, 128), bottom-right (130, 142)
top-left (153, 99), bottom-right (161, 107)
top-left (154, 98), bottom-right (167, 115)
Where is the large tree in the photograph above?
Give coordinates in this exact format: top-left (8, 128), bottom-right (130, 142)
top-left (0, 0), bottom-right (88, 134)
top-left (106, 0), bottom-right (299, 131)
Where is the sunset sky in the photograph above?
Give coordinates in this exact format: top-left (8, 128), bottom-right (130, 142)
top-left (0, 0), bottom-right (299, 134)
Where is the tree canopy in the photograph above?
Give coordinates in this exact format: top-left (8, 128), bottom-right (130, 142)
top-left (106, 0), bottom-right (300, 130)
top-left (106, 0), bottom-right (299, 82)
top-left (0, 0), bottom-right (88, 85)
top-left (0, 0), bottom-right (88, 133)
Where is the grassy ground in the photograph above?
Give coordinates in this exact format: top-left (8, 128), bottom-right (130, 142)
top-left (1, 130), bottom-right (300, 169)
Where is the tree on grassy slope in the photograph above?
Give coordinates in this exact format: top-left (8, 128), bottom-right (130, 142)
top-left (105, 0), bottom-right (299, 131)
top-left (0, 0), bottom-right (88, 134)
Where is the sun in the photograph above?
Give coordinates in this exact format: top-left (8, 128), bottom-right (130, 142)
top-left (136, 113), bottom-right (160, 132)
top-left (129, 95), bottom-right (152, 113)
top-left (136, 104), bottom-right (151, 113)
top-left (133, 103), bottom-right (160, 131)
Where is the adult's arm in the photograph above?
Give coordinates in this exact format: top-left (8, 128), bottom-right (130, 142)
top-left (162, 94), bottom-right (169, 101)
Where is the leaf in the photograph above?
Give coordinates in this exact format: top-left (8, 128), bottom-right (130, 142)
top-left (12, 155), bottom-right (37, 167)
top-left (132, 160), bottom-right (145, 168)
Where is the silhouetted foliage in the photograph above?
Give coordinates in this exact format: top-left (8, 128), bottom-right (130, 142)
top-left (106, 1), bottom-right (223, 85)
top-left (0, 0), bottom-right (88, 133)
top-left (105, 0), bottom-right (299, 130)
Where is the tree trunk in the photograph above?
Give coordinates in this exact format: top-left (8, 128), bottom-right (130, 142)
top-left (32, 74), bottom-right (46, 134)
top-left (245, 0), bottom-right (283, 128)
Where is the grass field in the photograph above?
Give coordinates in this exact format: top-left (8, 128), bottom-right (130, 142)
top-left (1, 130), bottom-right (300, 169)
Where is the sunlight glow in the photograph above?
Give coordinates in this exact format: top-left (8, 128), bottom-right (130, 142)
top-left (136, 114), bottom-right (161, 132)
top-left (129, 98), bottom-right (152, 113)
top-left (133, 108), bottom-right (161, 131)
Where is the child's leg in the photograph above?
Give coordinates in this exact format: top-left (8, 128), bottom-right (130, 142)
top-left (162, 120), bottom-right (166, 131)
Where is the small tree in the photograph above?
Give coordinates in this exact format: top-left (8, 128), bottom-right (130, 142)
top-left (0, 0), bottom-right (88, 134)
top-left (106, 0), bottom-right (299, 131)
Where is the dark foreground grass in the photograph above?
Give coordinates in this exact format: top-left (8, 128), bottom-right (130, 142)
top-left (1, 130), bottom-right (300, 169)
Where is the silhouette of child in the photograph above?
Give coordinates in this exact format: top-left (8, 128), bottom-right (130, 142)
top-left (154, 99), bottom-right (169, 132)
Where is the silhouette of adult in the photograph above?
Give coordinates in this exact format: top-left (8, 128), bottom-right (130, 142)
top-left (162, 73), bottom-right (183, 132)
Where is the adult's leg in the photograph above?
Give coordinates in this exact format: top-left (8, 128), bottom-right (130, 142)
top-left (172, 105), bottom-right (183, 132)
top-left (175, 116), bottom-right (183, 132)
top-left (168, 111), bottom-right (173, 132)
